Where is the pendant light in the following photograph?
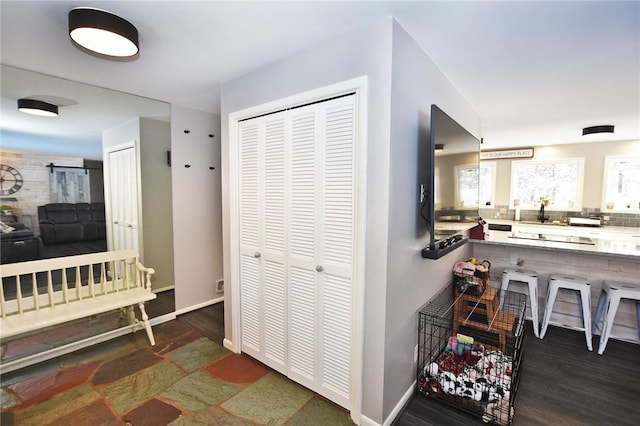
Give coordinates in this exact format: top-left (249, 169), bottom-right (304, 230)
top-left (17, 99), bottom-right (59, 117)
top-left (68, 7), bottom-right (139, 58)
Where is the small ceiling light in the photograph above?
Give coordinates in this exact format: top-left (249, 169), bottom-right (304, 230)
top-left (68, 7), bottom-right (139, 58)
top-left (582, 125), bottom-right (614, 136)
top-left (435, 144), bottom-right (445, 151)
top-left (17, 99), bottom-right (59, 117)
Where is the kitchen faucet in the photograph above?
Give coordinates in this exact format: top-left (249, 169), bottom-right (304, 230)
top-left (538, 202), bottom-right (549, 223)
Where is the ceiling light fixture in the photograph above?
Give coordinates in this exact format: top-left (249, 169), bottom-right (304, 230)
top-left (582, 125), bottom-right (614, 136)
top-left (68, 7), bottom-right (139, 58)
top-left (17, 99), bottom-right (59, 117)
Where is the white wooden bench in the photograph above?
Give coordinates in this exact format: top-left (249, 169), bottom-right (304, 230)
top-left (1, 249), bottom-right (156, 372)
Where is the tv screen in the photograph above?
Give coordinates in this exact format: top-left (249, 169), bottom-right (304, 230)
top-left (425, 104), bottom-right (480, 255)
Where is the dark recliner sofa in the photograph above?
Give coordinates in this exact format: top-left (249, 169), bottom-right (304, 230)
top-left (37, 202), bottom-right (106, 245)
top-left (0, 229), bottom-right (43, 263)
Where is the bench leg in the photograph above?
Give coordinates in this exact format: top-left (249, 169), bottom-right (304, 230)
top-left (125, 306), bottom-right (136, 325)
top-left (138, 302), bottom-right (155, 346)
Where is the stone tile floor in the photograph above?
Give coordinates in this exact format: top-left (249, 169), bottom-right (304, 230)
top-left (1, 320), bottom-right (354, 425)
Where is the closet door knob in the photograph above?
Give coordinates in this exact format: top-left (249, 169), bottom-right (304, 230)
top-left (315, 265), bottom-right (323, 272)
top-left (254, 252), bottom-right (261, 258)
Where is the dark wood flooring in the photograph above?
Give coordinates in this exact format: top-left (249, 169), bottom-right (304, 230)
top-left (41, 239), bottom-right (107, 258)
top-left (394, 321), bottom-right (640, 425)
top-left (146, 289), bottom-right (176, 318)
top-left (176, 301), bottom-right (225, 346)
top-left (160, 304), bottom-right (640, 425)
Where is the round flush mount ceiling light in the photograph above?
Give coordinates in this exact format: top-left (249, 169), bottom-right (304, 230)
top-left (68, 7), bottom-right (139, 58)
top-left (17, 99), bottom-right (59, 117)
top-left (582, 125), bottom-right (614, 136)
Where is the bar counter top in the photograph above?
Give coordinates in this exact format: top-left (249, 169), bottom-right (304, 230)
top-left (472, 220), bottom-right (640, 259)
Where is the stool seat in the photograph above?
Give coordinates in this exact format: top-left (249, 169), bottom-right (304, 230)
top-left (540, 274), bottom-right (592, 351)
top-left (592, 280), bottom-right (640, 355)
top-left (501, 267), bottom-right (539, 338)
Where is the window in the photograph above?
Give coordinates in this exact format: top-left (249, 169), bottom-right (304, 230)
top-left (602, 155), bottom-right (640, 212)
top-left (510, 158), bottom-right (584, 210)
top-left (454, 164), bottom-right (479, 209)
top-left (479, 161), bottom-right (496, 207)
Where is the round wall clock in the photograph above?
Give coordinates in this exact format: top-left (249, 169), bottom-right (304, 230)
top-left (0, 164), bottom-right (24, 196)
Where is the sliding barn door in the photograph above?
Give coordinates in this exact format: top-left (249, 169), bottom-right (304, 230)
top-left (107, 145), bottom-right (139, 253)
top-left (237, 94), bottom-right (356, 409)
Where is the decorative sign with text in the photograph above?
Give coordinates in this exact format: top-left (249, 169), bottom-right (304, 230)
top-left (480, 148), bottom-right (534, 160)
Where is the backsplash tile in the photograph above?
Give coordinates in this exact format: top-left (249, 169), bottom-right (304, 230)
top-left (479, 206), bottom-right (640, 228)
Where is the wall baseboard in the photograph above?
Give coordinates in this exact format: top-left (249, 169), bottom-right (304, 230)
top-left (174, 296), bottom-right (223, 316)
top-left (385, 380), bottom-right (416, 425)
top-left (359, 380), bottom-right (415, 426)
top-left (223, 338), bottom-right (236, 352)
top-left (153, 285), bottom-right (175, 293)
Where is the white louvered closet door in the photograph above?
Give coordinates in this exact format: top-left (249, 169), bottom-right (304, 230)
top-left (287, 95), bottom-right (355, 408)
top-left (237, 94), bottom-right (356, 409)
top-left (238, 113), bottom-right (288, 373)
top-left (107, 146), bottom-right (139, 253)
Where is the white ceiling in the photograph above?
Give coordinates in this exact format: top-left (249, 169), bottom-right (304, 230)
top-left (1, 0), bottom-right (639, 154)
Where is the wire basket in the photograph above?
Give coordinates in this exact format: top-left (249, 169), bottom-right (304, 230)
top-left (453, 259), bottom-right (490, 295)
top-left (416, 284), bottom-right (526, 425)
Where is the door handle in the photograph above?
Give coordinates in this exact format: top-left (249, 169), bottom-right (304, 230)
top-left (254, 252), bottom-right (261, 258)
top-left (315, 265), bottom-right (323, 272)
top-left (114, 220), bottom-right (119, 224)
top-left (127, 224), bottom-right (133, 228)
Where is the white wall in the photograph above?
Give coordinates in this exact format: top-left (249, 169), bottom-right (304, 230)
top-left (220, 17), bottom-right (480, 424)
top-left (383, 21), bottom-right (479, 419)
top-left (0, 149), bottom-right (84, 233)
top-left (103, 118), bottom-right (175, 291)
top-left (490, 139), bottom-right (640, 208)
top-left (221, 17), bottom-right (394, 423)
top-left (139, 118), bottom-right (174, 290)
top-left (1, 130), bottom-right (102, 160)
top-left (170, 105), bottom-right (223, 311)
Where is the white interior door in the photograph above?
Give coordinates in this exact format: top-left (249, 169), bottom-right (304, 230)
top-left (238, 113), bottom-right (288, 374)
top-left (107, 145), bottom-right (139, 253)
top-left (288, 96), bottom-right (355, 408)
top-left (237, 94), bottom-right (356, 409)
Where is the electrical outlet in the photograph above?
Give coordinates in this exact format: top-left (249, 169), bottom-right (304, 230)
top-left (216, 279), bottom-right (224, 294)
top-left (414, 344), bottom-right (419, 363)
top-left (420, 184), bottom-right (425, 203)
top-left (509, 254), bottom-right (518, 266)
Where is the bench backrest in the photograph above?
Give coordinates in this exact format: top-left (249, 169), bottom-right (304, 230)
top-left (1, 249), bottom-right (151, 318)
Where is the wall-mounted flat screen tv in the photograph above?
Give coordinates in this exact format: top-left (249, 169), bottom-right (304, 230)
top-left (424, 104), bottom-right (480, 257)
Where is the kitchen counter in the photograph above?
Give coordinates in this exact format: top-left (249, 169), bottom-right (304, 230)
top-left (476, 220), bottom-right (640, 259)
top-left (469, 220), bottom-right (640, 345)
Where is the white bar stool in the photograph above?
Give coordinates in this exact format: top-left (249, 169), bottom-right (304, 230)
top-left (501, 267), bottom-right (539, 338)
top-left (540, 274), bottom-right (592, 351)
top-left (592, 280), bottom-right (640, 355)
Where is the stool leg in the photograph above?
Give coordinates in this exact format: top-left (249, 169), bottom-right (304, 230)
top-left (528, 281), bottom-right (540, 338)
top-left (598, 294), bottom-right (620, 355)
top-left (579, 288), bottom-right (593, 351)
top-left (592, 290), bottom-right (607, 335)
top-left (499, 275), bottom-right (510, 309)
top-left (636, 301), bottom-right (640, 341)
top-left (540, 283), bottom-right (558, 339)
